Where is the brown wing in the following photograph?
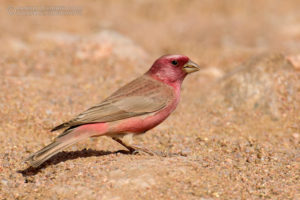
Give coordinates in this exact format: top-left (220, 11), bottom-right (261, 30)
top-left (51, 75), bottom-right (174, 131)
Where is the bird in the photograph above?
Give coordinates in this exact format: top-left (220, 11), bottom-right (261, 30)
top-left (25, 54), bottom-right (200, 167)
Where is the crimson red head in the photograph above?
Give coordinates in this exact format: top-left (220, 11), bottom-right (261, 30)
top-left (147, 55), bottom-right (200, 84)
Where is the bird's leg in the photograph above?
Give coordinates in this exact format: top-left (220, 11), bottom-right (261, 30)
top-left (128, 144), bottom-right (156, 156)
top-left (112, 137), bottom-right (136, 153)
top-left (112, 134), bottom-right (157, 156)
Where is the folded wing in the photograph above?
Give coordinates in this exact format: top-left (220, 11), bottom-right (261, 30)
top-left (51, 75), bottom-right (173, 132)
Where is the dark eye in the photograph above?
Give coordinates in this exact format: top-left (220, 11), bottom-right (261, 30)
top-left (171, 60), bottom-right (178, 66)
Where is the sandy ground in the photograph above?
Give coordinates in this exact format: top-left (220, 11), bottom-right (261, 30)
top-left (0, 1), bottom-right (299, 199)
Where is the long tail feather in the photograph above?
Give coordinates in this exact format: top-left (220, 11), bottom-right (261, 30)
top-left (51, 122), bottom-right (69, 132)
top-left (25, 128), bottom-right (93, 168)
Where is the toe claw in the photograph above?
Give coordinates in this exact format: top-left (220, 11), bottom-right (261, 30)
top-left (131, 150), bottom-right (140, 155)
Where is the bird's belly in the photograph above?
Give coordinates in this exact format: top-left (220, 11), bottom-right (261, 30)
top-left (111, 104), bottom-right (177, 134)
top-left (113, 114), bottom-right (168, 133)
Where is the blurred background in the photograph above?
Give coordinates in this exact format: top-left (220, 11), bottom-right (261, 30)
top-left (1, 0), bottom-right (300, 66)
top-left (0, 1), bottom-right (299, 199)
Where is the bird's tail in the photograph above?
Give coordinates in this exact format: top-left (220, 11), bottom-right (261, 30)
top-left (24, 128), bottom-right (94, 168)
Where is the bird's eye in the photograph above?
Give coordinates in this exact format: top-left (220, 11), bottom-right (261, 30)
top-left (171, 60), bottom-right (178, 66)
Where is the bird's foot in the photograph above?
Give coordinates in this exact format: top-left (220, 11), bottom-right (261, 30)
top-left (129, 145), bottom-right (167, 157)
top-left (111, 137), bottom-right (166, 156)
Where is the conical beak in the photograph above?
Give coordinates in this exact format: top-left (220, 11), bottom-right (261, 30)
top-left (183, 60), bottom-right (201, 74)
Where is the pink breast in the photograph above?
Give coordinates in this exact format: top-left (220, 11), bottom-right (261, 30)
top-left (113, 84), bottom-right (181, 134)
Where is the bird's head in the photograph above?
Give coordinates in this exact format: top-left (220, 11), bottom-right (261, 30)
top-left (147, 55), bottom-right (200, 84)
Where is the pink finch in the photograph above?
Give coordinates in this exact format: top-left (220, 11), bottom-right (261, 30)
top-left (25, 55), bottom-right (200, 167)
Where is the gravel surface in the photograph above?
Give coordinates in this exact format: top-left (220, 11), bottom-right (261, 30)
top-left (0, 1), bottom-right (299, 199)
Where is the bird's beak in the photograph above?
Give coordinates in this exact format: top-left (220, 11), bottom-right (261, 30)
top-left (183, 60), bottom-right (201, 74)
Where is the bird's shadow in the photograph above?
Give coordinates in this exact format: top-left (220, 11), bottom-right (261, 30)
top-left (18, 149), bottom-right (130, 177)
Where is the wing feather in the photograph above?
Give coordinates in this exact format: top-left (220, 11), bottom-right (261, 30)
top-left (51, 76), bottom-right (173, 131)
